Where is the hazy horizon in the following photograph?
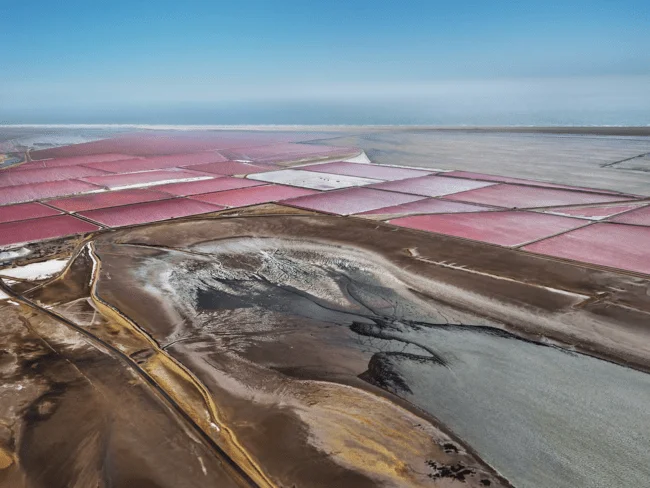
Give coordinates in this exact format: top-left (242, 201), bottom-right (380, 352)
top-left (2, 1), bottom-right (649, 126)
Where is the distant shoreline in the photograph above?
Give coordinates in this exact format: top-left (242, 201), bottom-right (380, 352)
top-left (1, 124), bottom-right (649, 136)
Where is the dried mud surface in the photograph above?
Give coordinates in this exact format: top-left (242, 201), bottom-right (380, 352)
top-left (0, 301), bottom-right (248, 488)
top-left (2, 210), bottom-right (650, 487)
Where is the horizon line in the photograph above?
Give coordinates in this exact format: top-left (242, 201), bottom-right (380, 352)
top-left (2, 123), bottom-right (650, 130)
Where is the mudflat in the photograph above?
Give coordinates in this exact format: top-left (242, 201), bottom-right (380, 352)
top-left (1, 207), bottom-right (647, 487)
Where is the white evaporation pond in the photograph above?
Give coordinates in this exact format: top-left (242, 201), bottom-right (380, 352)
top-left (0, 258), bottom-right (68, 281)
top-left (247, 169), bottom-right (382, 190)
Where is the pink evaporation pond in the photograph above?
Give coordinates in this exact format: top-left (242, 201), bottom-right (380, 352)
top-left (84, 151), bottom-right (229, 173)
top-left (155, 177), bottom-right (264, 197)
top-left (609, 205), bottom-right (650, 226)
top-left (369, 175), bottom-right (496, 197)
top-left (47, 189), bottom-right (173, 212)
top-left (78, 199), bottom-right (223, 227)
top-left (0, 202), bottom-right (61, 224)
top-left (444, 171), bottom-right (635, 196)
top-left (221, 143), bottom-right (359, 164)
top-left (16, 153), bottom-right (137, 170)
top-left (183, 161), bottom-right (276, 176)
top-left (523, 223), bottom-right (650, 275)
top-left (82, 169), bottom-right (211, 189)
top-left (283, 188), bottom-right (425, 215)
top-left (389, 211), bottom-right (587, 247)
top-left (446, 184), bottom-right (632, 209)
top-left (543, 203), bottom-right (648, 220)
top-left (356, 198), bottom-right (494, 217)
top-left (29, 133), bottom-right (326, 159)
top-left (190, 185), bottom-right (318, 207)
top-left (300, 162), bottom-right (433, 181)
top-left (0, 166), bottom-right (109, 189)
top-left (0, 180), bottom-right (102, 205)
top-left (0, 215), bottom-right (100, 247)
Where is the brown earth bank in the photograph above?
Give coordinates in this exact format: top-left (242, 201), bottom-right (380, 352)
top-left (2, 208), bottom-right (650, 487)
top-left (0, 301), bottom-right (249, 488)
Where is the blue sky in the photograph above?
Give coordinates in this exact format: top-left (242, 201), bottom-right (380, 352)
top-left (1, 0), bottom-right (649, 123)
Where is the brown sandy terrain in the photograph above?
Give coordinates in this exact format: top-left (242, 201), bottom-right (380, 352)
top-left (2, 204), bottom-right (650, 487)
top-left (0, 300), bottom-right (248, 488)
top-left (23, 240), bottom-right (506, 486)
